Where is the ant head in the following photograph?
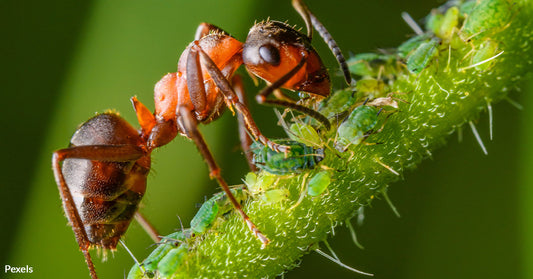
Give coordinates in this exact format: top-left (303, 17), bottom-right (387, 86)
top-left (243, 21), bottom-right (330, 97)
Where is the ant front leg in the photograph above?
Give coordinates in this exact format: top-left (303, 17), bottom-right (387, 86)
top-left (254, 53), bottom-right (332, 130)
top-left (188, 42), bottom-right (288, 153)
top-left (195, 22), bottom-right (228, 40)
top-left (232, 75), bottom-right (258, 172)
top-left (176, 105), bottom-right (270, 247)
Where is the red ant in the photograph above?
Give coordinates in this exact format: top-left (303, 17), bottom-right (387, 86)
top-left (52, 0), bottom-right (350, 278)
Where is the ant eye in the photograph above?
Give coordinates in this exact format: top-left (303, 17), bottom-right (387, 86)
top-left (259, 44), bottom-right (280, 66)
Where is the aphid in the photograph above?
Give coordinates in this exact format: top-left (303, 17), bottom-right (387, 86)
top-left (347, 52), bottom-right (400, 78)
top-left (462, 0), bottom-right (512, 38)
top-left (243, 172), bottom-right (277, 195)
top-left (470, 39), bottom-right (501, 71)
top-left (54, 1), bottom-right (351, 276)
top-left (397, 34), bottom-right (432, 59)
top-left (252, 140), bottom-right (324, 175)
top-left (128, 230), bottom-right (191, 279)
top-left (157, 245), bottom-right (189, 277)
top-left (406, 38), bottom-right (440, 74)
top-left (426, 6), bottom-right (460, 41)
top-left (261, 189), bottom-right (290, 204)
top-left (355, 77), bottom-right (386, 99)
top-left (288, 122), bottom-right (322, 147)
top-left (335, 105), bottom-right (380, 152)
top-left (307, 170), bottom-right (332, 197)
top-left (190, 187), bottom-right (248, 234)
top-left (318, 89), bottom-right (358, 121)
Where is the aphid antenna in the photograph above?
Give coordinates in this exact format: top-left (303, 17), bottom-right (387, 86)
top-left (401, 12), bottom-right (424, 36)
top-left (119, 239), bottom-right (145, 274)
top-left (468, 121), bottom-right (488, 155)
top-left (381, 189), bottom-right (401, 218)
top-left (445, 44), bottom-right (452, 72)
top-left (485, 98), bottom-right (494, 140)
top-left (374, 157), bottom-right (400, 176)
top-left (504, 96), bottom-right (524, 110)
top-left (314, 249), bottom-right (374, 276)
top-left (346, 219), bottom-right (365, 250)
top-left (323, 240), bottom-right (340, 261)
top-left (458, 51), bottom-right (504, 71)
top-left (289, 172), bottom-right (311, 211)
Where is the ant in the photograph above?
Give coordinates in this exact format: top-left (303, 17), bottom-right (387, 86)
top-left (52, 0), bottom-right (350, 278)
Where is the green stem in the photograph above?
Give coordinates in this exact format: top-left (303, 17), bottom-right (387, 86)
top-left (136, 0), bottom-right (533, 277)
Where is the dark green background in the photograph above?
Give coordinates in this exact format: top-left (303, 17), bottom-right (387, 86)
top-left (2, 0), bottom-right (531, 278)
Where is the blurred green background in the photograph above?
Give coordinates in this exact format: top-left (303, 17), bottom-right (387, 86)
top-left (2, 0), bottom-right (531, 278)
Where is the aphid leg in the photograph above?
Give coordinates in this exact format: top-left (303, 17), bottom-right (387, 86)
top-left (254, 54), bottom-right (331, 130)
top-left (232, 75), bottom-right (258, 172)
top-left (291, 0), bottom-right (351, 84)
top-left (346, 219), bottom-right (365, 249)
top-left (486, 98), bottom-right (494, 140)
top-left (401, 12), bottom-right (424, 35)
top-left (190, 42), bottom-right (288, 153)
top-left (177, 105), bottom-right (270, 247)
top-left (289, 173), bottom-right (310, 211)
top-left (323, 240), bottom-right (340, 261)
top-left (134, 212), bottom-right (161, 243)
top-left (119, 239), bottom-right (145, 274)
top-left (52, 145), bottom-right (145, 279)
top-left (468, 121), bottom-right (488, 155)
top-left (314, 249), bottom-right (374, 276)
top-left (381, 189), bottom-right (401, 218)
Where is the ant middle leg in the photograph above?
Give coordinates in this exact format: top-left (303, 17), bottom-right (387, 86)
top-left (177, 105), bottom-right (270, 247)
top-left (232, 75), bottom-right (258, 172)
top-left (187, 42), bottom-right (288, 153)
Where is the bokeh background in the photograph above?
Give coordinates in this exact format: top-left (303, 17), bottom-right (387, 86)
top-left (2, 0), bottom-right (532, 278)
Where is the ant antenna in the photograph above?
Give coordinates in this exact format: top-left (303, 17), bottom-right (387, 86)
top-left (468, 121), bottom-right (488, 155)
top-left (401, 12), bottom-right (424, 35)
top-left (314, 249), bottom-right (374, 276)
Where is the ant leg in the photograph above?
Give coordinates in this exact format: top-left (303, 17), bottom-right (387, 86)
top-left (195, 22), bottom-right (229, 40)
top-left (134, 212), bottom-right (161, 243)
top-left (232, 75), bottom-right (258, 172)
top-left (188, 42), bottom-right (288, 153)
top-left (291, 0), bottom-right (351, 84)
top-left (131, 96), bottom-right (156, 137)
top-left (177, 105), bottom-right (270, 247)
top-left (254, 54), bottom-right (331, 130)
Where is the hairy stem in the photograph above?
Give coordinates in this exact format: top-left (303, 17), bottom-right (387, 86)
top-left (132, 0), bottom-right (533, 278)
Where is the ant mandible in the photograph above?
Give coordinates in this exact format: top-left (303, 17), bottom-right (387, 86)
top-left (52, 1), bottom-right (349, 278)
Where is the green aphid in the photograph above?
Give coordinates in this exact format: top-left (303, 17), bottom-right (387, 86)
top-left (462, 0), bottom-right (512, 38)
top-left (355, 78), bottom-right (385, 99)
top-left (190, 188), bottom-right (247, 234)
top-left (307, 171), bottom-right (332, 197)
top-left (425, 10), bottom-right (444, 35)
top-left (252, 140), bottom-right (324, 175)
top-left (336, 105), bottom-right (379, 152)
top-left (261, 189), bottom-right (290, 204)
top-left (406, 38), bottom-right (440, 74)
top-left (471, 39), bottom-right (500, 71)
top-left (459, 1), bottom-right (476, 16)
top-left (318, 89), bottom-right (357, 120)
top-left (347, 53), bottom-right (398, 77)
top-left (157, 245), bottom-right (188, 277)
top-left (438, 6), bottom-right (460, 40)
top-left (397, 34), bottom-right (431, 59)
top-left (244, 172), bottom-right (276, 194)
top-left (288, 123), bottom-right (322, 147)
top-left (127, 263), bottom-right (144, 279)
